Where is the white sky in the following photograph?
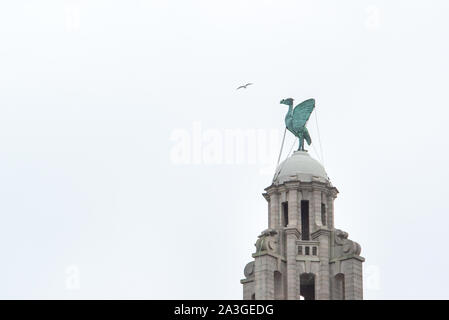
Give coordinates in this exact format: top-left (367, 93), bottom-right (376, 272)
top-left (0, 0), bottom-right (448, 299)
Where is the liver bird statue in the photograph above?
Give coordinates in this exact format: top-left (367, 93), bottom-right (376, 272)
top-left (280, 98), bottom-right (315, 151)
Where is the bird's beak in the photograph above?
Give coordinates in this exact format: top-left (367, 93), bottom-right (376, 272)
top-left (280, 99), bottom-right (284, 104)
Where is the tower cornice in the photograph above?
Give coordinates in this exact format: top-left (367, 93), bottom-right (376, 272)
top-left (251, 251), bottom-right (286, 262)
top-left (284, 181), bottom-right (300, 190)
top-left (277, 185), bottom-right (287, 193)
top-left (266, 180), bottom-right (337, 190)
top-left (264, 185), bottom-right (278, 195)
top-left (330, 255), bottom-right (365, 263)
top-left (311, 228), bottom-right (332, 240)
top-left (284, 226), bottom-right (301, 238)
top-left (262, 193), bottom-right (270, 201)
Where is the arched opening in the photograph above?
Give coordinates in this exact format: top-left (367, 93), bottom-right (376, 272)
top-left (321, 203), bottom-right (326, 226)
top-left (274, 271), bottom-right (284, 300)
top-left (300, 273), bottom-right (315, 300)
top-left (301, 200), bottom-right (310, 240)
top-left (282, 202), bottom-right (288, 227)
top-left (334, 273), bottom-right (345, 300)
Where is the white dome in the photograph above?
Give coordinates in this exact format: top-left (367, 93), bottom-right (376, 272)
top-left (273, 151), bottom-right (328, 184)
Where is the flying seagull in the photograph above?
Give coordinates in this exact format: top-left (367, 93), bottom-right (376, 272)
top-left (236, 83), bottom-right (253, 90)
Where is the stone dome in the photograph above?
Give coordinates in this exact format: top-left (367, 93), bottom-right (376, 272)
top-left (273, 151), bottom-right (328, 184)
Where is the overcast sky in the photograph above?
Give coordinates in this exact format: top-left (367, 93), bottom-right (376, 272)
top-left (0, 0), bottom-right (448, 299)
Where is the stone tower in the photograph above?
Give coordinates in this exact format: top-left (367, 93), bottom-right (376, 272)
top-left (241, 151), bottom-right (364, 300)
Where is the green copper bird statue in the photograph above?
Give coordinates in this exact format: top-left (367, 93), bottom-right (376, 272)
top-left (280, 98), bottom-right (315, 151)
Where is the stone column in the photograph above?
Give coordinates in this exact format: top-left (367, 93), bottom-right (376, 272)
top-left (312, 188), bottom-right (322, 230)
top-left (254, 254), bottom-right (277, 300)
top-left (267, 190), bottom-right (279, 229)
top-left (326, 189), bottom-right (337, 229)
top-left (327, 194), bottom-right (335, 229)
top-left (263, 193), bottom-right (270, 228)
top-left (297, 190), bottom-right (303, 231)
top-left (285, 228), bottom-right (300, 300)
top-left (342, 258), bottom-right (364, 300)
top-left (242, 280), bottom-right (255, 300)
top-left (286, 182), bottom-right (299, 227)
top-left (279, 186), bottom-right (287, 227)
top-left (312, 229), bottom-right (331, 300)
top-left (321, 193), bottom-right (327, 227)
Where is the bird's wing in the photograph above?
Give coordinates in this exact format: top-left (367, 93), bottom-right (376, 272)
top-left (236, 86), bottom-right (245, 90)
top-left (292, 98), bottom-right (315, 130)
top-left (246, 83), bottom-right (253, 86)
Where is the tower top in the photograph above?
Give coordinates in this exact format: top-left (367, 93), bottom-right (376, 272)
top-left (241, 96), bottom-right (364, 300)
top-left (273, 151), bottom-right (328, 184)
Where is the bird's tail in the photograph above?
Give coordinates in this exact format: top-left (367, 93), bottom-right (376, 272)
top-left (304, 128), bottom-right (312, 145)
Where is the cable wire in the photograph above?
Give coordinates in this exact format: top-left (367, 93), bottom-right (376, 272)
top-left (276, 127), bottom-right (287, 168)
top-left (314, 107), bottom-right (325, 165)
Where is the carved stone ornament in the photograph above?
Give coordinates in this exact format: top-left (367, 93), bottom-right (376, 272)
top-left (243, 261), bottom-right (255, 278)
top-left (254, 229), bottom-right (278, 254)
top-left (334, 229), bottom-right (361, 256)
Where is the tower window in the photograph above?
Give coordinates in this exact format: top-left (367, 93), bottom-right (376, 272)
top-left (298, 246), bottom-right (303, 255)
top-left (301, 200), bottom-right (310, 240)
top-left (335, 274), bottom-right (345, 300)
top-left (321, 203), bottom-right (326, 226)
top-left (312, 246), bottom-right (317, 255)
top-left (282, 202), bottom-right (288, 227)
top-left (305, 246), bottom-right (310, 255)
top-left (274, 271), bottom-right (284, 300)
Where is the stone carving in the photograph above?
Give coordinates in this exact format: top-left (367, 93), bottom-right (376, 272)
top-left (333, 229), bottom-right (361, 257)
top-left (243, 261), bottom-right (255, 278)
top-left (254, 229), bottom-right (278, 254)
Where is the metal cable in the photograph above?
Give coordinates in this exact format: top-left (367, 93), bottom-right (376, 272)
top-left (314, 107), bottom-right (325, 165)
top-left (276, 127), bottom-right (287, 168)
